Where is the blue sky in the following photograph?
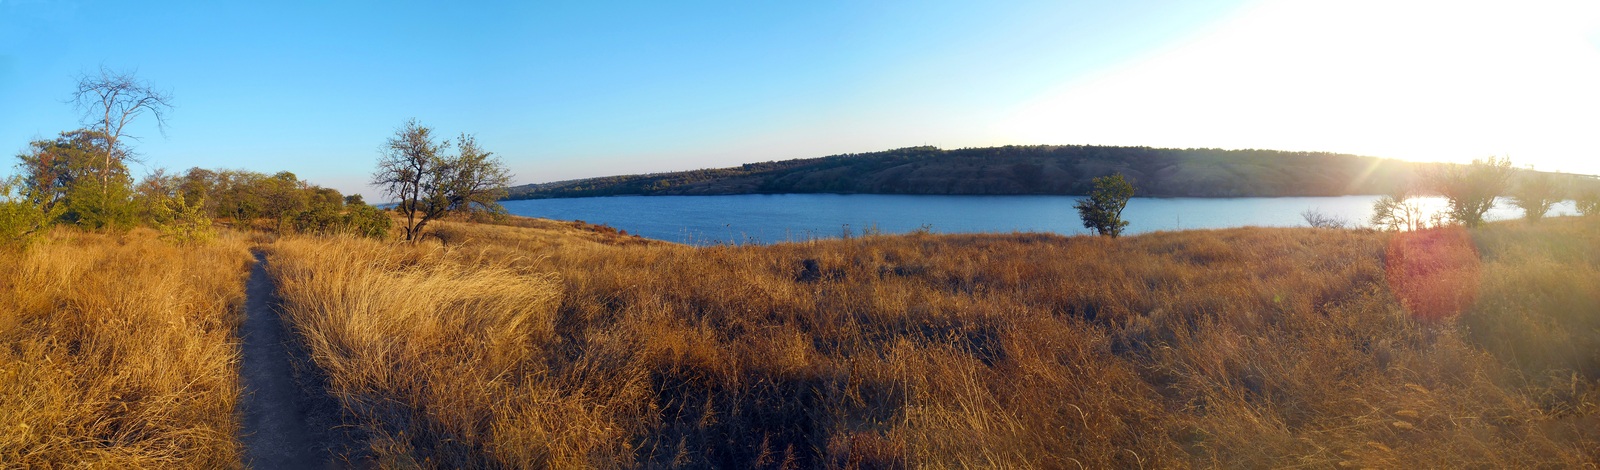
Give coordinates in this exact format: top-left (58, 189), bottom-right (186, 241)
top-left (4, 1), bottom-right (1598, 200)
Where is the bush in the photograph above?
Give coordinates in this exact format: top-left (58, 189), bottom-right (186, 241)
top-left (292, 203), bottom-right (344, 235)
top-left (1509, 170), bottom-right (1563, 222)
top-left (65, 176), bottom-right (138, 231)
top-left (1575, 190), bottom-right (1599, 217)
top-left (150, 194), bottom-right (217, 245)
top-left (0, 177), bottom-right (57, 246)
top-left (342, 203), bottom-right (392, 239)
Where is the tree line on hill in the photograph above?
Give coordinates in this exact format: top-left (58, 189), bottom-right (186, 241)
top-left (508, 145), bottom-right (1448, 199)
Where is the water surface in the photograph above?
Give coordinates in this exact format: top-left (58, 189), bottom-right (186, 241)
top-left (502, 194), bottom-right (1576, 245)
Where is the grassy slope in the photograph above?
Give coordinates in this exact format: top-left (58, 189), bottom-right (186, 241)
top-left (0, 228), bottom-right (254, 468)
top-left (266, 216), bottom-right (1599, 468)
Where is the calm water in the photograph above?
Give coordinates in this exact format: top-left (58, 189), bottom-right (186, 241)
top-left (502, 194), bottom-right (1578, 245)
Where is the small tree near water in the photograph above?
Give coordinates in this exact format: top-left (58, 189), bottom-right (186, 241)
top-left (1509, 169), bottom-right (1563, 222)
top-left (373, 119), bottom-right (513, 241)
top-left (1429, 156), bottom-right (1514, 227)
top-left (1076, 173), bottom-right (1134, 237)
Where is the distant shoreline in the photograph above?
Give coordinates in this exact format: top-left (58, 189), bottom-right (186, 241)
top-left (506, 144), bottom-right (1429, 200)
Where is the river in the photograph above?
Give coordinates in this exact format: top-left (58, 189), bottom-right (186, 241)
top-left (501, 194), bottom-right (1577, 245)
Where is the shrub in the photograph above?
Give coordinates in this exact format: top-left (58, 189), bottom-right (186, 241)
top-left (151, 193), bottom-right (217, 245)
top-left (1509, 170), bottom-right (1563, 222)
top-left (292, 202), bottom-right (344, 235)
top-left (1301, 208), bottom-right (1349, 229)
top-left (1575, 189), bottom-right (1599, 217)
top-left (0, 176), bottom-right (58, 246)
top-left (342, 203), bottom-right (392, 239)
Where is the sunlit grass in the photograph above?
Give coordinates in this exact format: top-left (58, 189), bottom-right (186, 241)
top-left (0, 227), bottom-right (253, 468)
top-left (266, 216), bottom-right (1600, 467)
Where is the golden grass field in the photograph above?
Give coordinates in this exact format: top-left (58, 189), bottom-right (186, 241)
top-left (257, 216), bottom-right (1599, 468)
top-left (0, 228), bottom-right (253, 468)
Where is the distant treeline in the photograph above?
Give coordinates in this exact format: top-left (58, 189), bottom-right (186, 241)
top-left (508, 145), bottom-right (1443, 199)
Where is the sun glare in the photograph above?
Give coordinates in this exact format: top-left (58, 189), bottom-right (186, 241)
top-left (997, 0), bottom-right (1600, 174)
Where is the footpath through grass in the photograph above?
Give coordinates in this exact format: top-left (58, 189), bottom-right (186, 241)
top-left (2, 218), bottom-right (1595, 467)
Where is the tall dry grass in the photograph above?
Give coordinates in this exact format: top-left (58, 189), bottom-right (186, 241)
top-left (268, 216), bottom-right (1600, 468)
top-left (0, 227), bottom-right (253, 468)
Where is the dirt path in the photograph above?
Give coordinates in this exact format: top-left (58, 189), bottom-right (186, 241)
top-left (238, 251), bottom-right (344, 469)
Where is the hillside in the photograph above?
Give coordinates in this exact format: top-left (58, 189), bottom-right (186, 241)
top-left (507, 145), bottom-right (1430, 199)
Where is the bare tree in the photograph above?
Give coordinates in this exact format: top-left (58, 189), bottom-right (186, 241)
top-left (1369, 182), bottom-right (1426, 231)
top-left (71, 66), bottom-right (173, 186)
top-left (373, 120), bottom-right (513, 241)
top-left (1301, 208), bottom-right (1349, 229)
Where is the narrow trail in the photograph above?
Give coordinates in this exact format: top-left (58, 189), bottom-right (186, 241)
top-left (238, 251), bottom-right (343, 469)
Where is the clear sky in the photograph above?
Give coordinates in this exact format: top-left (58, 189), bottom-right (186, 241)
top-left (3, 0), bottom-right (1598, 200)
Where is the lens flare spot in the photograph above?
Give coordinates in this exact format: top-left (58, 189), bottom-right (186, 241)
top-left (1384, 227), bottom-right (1481, 321)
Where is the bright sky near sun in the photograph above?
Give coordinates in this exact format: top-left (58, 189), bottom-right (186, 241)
top-left (2, 0), bottom-right (1598, 199)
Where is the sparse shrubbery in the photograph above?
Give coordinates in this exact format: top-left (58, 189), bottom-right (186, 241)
top-left (1301, 208), bottom-right (1350, 229)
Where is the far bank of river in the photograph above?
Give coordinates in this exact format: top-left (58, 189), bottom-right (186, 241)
top-left (501, 194), bottom-right (1576, 245)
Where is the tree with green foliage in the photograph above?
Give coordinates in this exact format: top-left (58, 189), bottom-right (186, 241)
top-left (1428, 156), bottom-right (1515, 227)
top-left (15, 130), bottom-right (116, 223)
top-left (373, 120), bottom-right (513, 241)
top-left (66, 173), bottom-right (138, 230)
top-left (0, 176), bottom-right (63, 246)
top-left (1508, 169), bottom-right (1564, 222)
top-left (1075, 173), bottom-right (1134, 237)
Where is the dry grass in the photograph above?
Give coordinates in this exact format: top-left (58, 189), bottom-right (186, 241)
top-left (0, 227), bottom-right (253, 468)
top-left (266, 216), bottom-right (1600, 468)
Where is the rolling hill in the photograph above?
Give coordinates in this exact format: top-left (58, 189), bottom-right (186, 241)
top-left (506, 145), bottom-right (1432, 199)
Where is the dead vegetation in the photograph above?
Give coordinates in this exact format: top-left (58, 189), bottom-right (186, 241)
top-left (0, 227), bottom-right (253, 468)
top-left (264, 216), bottom-right (1600, 467)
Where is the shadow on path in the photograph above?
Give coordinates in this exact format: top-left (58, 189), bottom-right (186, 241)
top-left (238, 251), bottom-right (359, 469)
